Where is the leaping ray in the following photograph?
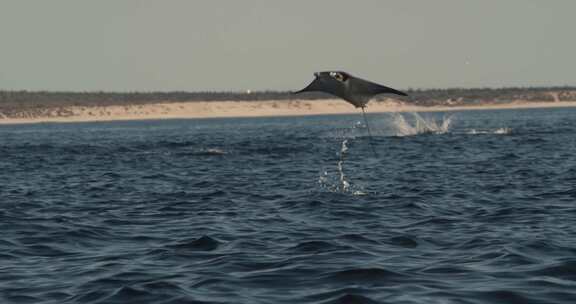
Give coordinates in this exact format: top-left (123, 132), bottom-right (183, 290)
top-left (294, 71), bottom-right (408, 156)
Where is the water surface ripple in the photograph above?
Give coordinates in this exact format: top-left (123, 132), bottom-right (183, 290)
top-left (1, 108), bottom-right (576, 303)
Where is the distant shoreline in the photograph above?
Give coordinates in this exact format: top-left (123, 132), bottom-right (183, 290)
top-left (1, 99), bottom-right (576, 125)
top-left (2, 87), bottom-right (576, 124)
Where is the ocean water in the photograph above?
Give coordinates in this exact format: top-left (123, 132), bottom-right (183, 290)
top-left (1, 108), bottom-right (576, 304)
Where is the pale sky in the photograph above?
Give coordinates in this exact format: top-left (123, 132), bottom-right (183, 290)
top-left (0, 0), bottom-right (574, 91)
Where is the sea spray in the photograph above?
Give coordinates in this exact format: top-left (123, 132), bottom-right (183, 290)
top-left (390, 112), bottom-right (453, 136)
top-left (337, 139), bottom-right (351, 192)
top-left (318, 139), bottom-right (366, 195)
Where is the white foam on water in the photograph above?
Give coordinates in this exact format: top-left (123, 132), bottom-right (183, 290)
top-left (494, 127), bottom-right (512, 134)
top-left (205, 148), bottom-right (226, 154)
top-left (466, 127), bottom-right (512, 135)
top-left (195, 148), bottom-right (227, 155)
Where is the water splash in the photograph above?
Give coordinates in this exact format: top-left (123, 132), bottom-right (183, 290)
top-left (318, 139), bottom-right (366, 195)
top-left (390, 112), bottom-right (453, 137)
top-left (337, 139), bottom-right (351, 192)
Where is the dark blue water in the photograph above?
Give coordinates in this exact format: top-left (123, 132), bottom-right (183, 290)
top-left (2, 108), bottom-right (576, 304)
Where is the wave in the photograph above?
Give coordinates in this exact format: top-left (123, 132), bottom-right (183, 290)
top-left (322, 267), bottom-right (407, 283)
top-left (168, 235), bottom-right (221, 252)
top-left (3, 109), bottom-right (576, 303)
top-left (318, 293), bottom-right (380, 304)
top-left (287, 240), bottom-right (353, 253)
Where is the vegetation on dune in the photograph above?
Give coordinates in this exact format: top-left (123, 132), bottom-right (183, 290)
top-left (399, 87), bottom-right (576, 106)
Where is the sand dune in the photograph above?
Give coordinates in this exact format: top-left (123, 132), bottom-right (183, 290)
top-left (1, 99), bottom-right (576, 124)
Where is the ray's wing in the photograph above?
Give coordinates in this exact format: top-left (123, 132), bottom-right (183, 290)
top-left (348, 76), bottom-right (408, 98)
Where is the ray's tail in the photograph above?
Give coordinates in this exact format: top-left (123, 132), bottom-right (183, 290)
top-left (361, 107), bottom-right (378, 157)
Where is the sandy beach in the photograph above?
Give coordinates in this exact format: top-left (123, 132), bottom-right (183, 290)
top-left (1, 99), bottom-right (576, 124)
